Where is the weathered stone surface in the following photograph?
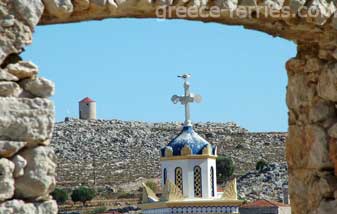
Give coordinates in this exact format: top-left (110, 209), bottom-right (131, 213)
top-left (318, 172), bottom-right (337, 198)
top-left (0, 199), bottom-right (58, 214)
top-left (214, 0), bottom-right (238, 11)
top-left (0, 69), bottom-right (19, 81)
top-left (264, 0), bottom-right (284, 10)
top-left (239, 0), bottom-right (257, 7)
top-left (288, 169), bottom-right (336, 214)
top-left (15, 146), bottom-right (56, 200)
top-left (306, 0), bottom-right (336, 25)
top-left (304, 58), bottom-right (321, 73)
top-left (35, 200), bottom-right (58, 214)
top-left (332, 16), bottom-right (337, 30)
top-left (0, 158), bottom-right (15, 202)
top-left (20, 77), bottom-right (55, 98)
top-left (0, 3), bottom-right (35, 65)
top-left (0, 199), bottom-right (37, 214)
top-left (317, 63), bottom-right (337, 102)
top-left (0, 141), bottom-right (26, 158)
top-left (43, 0), bottom-right (74, 18)
top-left (332, 49), bottom-right (337, 60)
top-left (316, 199), bottom-right (337, 213)
top-left (73, 0), bottom-right (90, 11)
top-left (13, 0), bottom-right (45, 28)
top-left (0, 97), bottom-right (54, 143)
top-left (309, 99), bottom-right (335, 123)
top-left (11, 154), bottom-right (27, 178)
top-left (286, 71), bottom-right (316, 113)
top-left (286, 125), bottom-right (332, 169)
top-left (289, 0), bottom-right (306, 12)
top-left (329, 138), bottom-right (337, 177)
top-left (91, 0), bottom-right (108, 7)
top-left (5, 61), bottom-right (39, 80)
top-left (1, 15), bottom-right (15, 28)
top-left (0, 81), bottom-right (22, 97)
top-left (0, 207), bottom-right (12, 213)
top-left (328, 123), bottom-right (337, 138)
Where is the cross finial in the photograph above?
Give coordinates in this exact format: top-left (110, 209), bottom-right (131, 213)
top-left (171, 74), bottom-right (202, 126)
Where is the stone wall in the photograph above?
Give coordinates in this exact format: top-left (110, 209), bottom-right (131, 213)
top-left (0, 62), bottom-right (57, 212)
top-left (1, 0), bottom-right (337, 213)
top-left (0, 1), bottom-right (57, 212)
top-left (286, 43), bottom-right (337, 213)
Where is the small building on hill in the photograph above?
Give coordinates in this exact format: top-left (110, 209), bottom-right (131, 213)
top-left (79, 97), bottom-right (96, 120)
top-left (240, 199), bottom-right (291, 214)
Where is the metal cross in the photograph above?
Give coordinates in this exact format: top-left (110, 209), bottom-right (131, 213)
top-left (171, 74), bottom-right (202, 126)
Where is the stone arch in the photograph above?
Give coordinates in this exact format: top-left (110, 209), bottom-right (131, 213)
top-left (1, 0), bottom-right (337, 213)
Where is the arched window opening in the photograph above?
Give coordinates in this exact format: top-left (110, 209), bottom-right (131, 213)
top-left (163, 168), bottom-right (167, 185)
top-left (175, 167), bottom-right (183, 193)
top-left (194, 166), bottom-right (202, 197)
top-left (210, 166), bottom-right (215, 197)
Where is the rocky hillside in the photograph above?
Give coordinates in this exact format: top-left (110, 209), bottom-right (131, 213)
top-left (51, 119), bottom-right (287, 196)
top-left (237, 162), bottom-right (288, 202)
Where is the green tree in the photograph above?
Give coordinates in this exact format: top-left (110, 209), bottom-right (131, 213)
top-left (256, 159), bottom-right (268, 172)
top-left (71, 186), bottom-right (96, 206)
top-left (216, 155), bottom-right (235, 182)
top-left (90, 207), bottom-right (107, 214)
top-left (145, 180), bottom-right (158, 193)
top-left (51, 188), bottom-right (68, 204)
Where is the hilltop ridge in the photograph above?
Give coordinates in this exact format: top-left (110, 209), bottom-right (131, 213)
top-left (51, 118), bottom-right (287, 200)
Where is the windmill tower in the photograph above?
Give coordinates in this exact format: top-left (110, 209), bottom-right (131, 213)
top-left (79, 97), bottom-right (96, 120)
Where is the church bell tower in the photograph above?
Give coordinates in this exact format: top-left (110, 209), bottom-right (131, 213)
top-left (141, 74), bottom-right (242, 214)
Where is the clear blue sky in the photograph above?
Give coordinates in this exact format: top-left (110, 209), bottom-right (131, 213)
top-left (22, 18), bottom-right (296, 132)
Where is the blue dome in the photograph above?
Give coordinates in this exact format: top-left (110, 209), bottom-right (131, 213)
top-left (161, 126), bottom-right (216, 156)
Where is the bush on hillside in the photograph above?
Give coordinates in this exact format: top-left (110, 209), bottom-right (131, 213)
top-left (90, 207), bottom-right (107, 214)
top-left (256, 159), bottom-right (268, 172)
top-left (71, 186), bottom-right (96, 206)
top-left (51, 188), bottom-right (68, 204)
top-left (216, 155), bottom-right (235, 182)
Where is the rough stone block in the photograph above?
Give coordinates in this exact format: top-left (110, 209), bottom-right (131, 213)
top-left (316, 199), bottom-right (337, 213)
top-left (0, 199), bottom-right (57, 214)
top-left (0, 3), bottom-right (35, 65)
top-left (286, 72), bottom-right (315, 112)
top-left (6, 61), bottom-right (39, 80)
top-left (20, 77), bottom-right (55, 98)
top-left (0, 158), bottom-right (15, 202)
top-left (13, 0), bottom-right (45, 28)
top-left (288, 169), bottom-right (337, 214)
top-left (0, 69), bottom-right (18, 81)
top-left (0, 97), bottom-right (54, 143)
top-left (35, 200), bottom-right (58, 214)
top-left (0, 81), bottom-right (22, 97)
top-left (0, 141), bottom-right (27, 158)
top-left (0, 199), bottom-right (36, 213)
top-left (286, 125), bottom-right (332, 169)
top-left (15, 146), bottom-right (56, 200)
top-left (317, 63), bottom-right (337, 102)
top-left (42, 0), bottom-right (73, 18)
top-left (73, 0), bottom-right (90, 11)
top-left (11, 154), bottom-right (27, 178)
